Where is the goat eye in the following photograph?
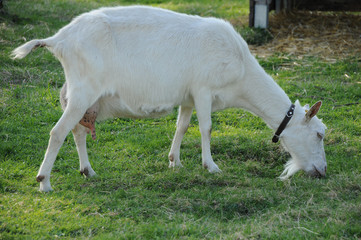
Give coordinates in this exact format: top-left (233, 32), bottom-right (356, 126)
top-left (317, 132), bottom-right (324, 140)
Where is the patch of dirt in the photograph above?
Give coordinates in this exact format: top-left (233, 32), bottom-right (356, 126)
top-left (249, 11), bottom-right (361, 61)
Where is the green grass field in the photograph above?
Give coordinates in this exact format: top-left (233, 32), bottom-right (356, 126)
top-left (1, 0), bottom-right (360, 239)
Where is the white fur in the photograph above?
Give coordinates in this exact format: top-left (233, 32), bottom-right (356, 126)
top-left (12, 6), bottom-right (327, 192)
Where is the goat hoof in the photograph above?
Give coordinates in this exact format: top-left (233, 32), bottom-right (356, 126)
top-left (38, 178), bottom-right (53, 192)
top-left (169, 161), bottom-right (183, 169)
top-left (168, 154), bottom-right (183, 168)
top-left (39, 185), bottom-right (53, 192)
top-left (205, 163), bottom-right (222, 173)
top-left (80, 167), bottom-right (89, 176)
top-left (80, 167), bottom-right (96, 177)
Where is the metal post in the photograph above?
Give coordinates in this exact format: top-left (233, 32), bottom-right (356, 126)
top-left (254, 0), bottom-right (269, 28)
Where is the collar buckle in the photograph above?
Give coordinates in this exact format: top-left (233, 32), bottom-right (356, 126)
top-left (272, 104), bottom-right (295, 143)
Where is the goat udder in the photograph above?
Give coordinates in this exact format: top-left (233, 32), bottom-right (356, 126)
top-left (79, 109), bottom-right (98, 140)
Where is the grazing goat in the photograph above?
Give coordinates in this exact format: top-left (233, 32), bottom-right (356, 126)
top-left (12, 6), bottom-right (327, 192)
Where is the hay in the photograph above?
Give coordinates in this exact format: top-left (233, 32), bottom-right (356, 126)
top-left (249, 11), bottom-right (361, 60)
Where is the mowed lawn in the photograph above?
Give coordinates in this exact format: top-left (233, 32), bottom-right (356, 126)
top-left (0, 0), bottom-right (360, 239)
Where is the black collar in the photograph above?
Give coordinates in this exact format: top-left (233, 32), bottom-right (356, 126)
top-left (272, 104), bottom-right (296, 143)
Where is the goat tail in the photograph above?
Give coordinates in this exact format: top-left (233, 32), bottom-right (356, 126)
top-left (11, 39), bottom-right (50, 59)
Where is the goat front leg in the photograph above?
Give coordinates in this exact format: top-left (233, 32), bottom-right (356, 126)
top-left (168, 106), bottom-right (193, 168)
top-left (194, 92), bottom-right (221, 173)
top-left (37, 99), bottom-right (91, 192)
top-left (72, 124), bottom-right (96, 178)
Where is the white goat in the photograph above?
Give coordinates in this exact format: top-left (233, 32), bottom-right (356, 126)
top-left (12, 6), bottom-right (327, 192)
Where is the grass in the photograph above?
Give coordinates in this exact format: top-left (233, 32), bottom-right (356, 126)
top-left (1, 0), bottom-right (360, 239)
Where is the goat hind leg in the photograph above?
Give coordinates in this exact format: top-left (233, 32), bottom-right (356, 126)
top-left (72, 124), bottom-right (96, 178)
top-left (37, 99), bottom-right (91, 192)
top-left (61, 83), bottom-right (97, 177)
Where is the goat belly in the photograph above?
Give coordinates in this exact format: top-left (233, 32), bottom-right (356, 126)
top-left (137, 103), bottom-right (175, 118)
top-left (96, 93), bottom-right (185, 120)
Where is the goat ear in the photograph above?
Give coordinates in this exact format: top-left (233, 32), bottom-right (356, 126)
top-left (305, 101), bottom-right (322, 121)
